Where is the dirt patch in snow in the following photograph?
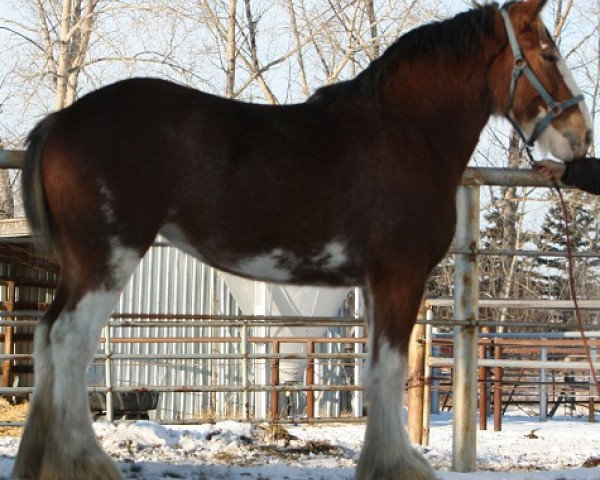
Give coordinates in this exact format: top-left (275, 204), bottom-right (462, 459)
top-left (0, 398), bottom-right (27, 437)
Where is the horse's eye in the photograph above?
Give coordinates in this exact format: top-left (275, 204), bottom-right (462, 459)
top-left (542, 52), bottom-right (558, 63)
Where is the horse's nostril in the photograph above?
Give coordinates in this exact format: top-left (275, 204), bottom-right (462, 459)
top-left (586, 129), bottom-right (593, 146)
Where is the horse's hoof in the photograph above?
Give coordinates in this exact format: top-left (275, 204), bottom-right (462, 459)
top-left (14, 450), bottom-right (123, 480)
top-left (355, 448), bottom-right (437, 480)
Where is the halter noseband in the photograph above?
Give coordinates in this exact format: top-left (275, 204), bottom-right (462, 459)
top-left (500, 8), bottom-right (583, 147)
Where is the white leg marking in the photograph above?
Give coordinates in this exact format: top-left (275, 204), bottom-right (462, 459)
top-left (366, 342), bottom-right (413, 460)
top-left (51, 291), bottom-right (121, 412)
top-left (15, 290), bottom-right (126, 480)
top-left (356, 338), bottom-right (436, 480)
top-left (47, 290), bottom-right (124, 479)
top-left (109, 240), bottom-right (144, 287)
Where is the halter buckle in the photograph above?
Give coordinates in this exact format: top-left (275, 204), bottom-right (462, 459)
top-left (514, 58), bottom-right (527, 69)
top-left (550, 104), bottom-right (563, 116)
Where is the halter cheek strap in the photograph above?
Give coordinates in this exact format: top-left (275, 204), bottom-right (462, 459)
top-left (500, 8), bottom-right (584, 147)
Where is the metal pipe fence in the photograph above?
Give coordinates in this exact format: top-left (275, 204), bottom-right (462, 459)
top-left (1, 315), bottom-right (370, 424)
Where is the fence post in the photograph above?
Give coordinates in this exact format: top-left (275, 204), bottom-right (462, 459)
top-left (241, 321), bottom-right (249, 420)
top-left (270, 340), bottom-right (280, 420)
top-left (104, 324), bottom-right (114, 423)
top-left (1, 280), bottom-right (15, 390)
top-left (306, 341), bottom-right (315, 419)
top-left (479, 327), bottom-right (488, 430)
top-left (408, 320), bottom-right (426, 444)
top-left (540, 346), bottom-right (548, 422)
top-left (590, 348), bottom-right (597, 423)
top-left (422, 311), bottom-right (434, 445)
top-left (452, 185), bottom-right (479, 473)
top-left (493, 344), bottom-right (503, 431)
top-left (431, 328), bottom-right (441, 415)
top-left (353, 287), bottom-right (364, 418)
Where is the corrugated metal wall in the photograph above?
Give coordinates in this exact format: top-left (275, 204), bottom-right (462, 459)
top-left (105, 242), bottom-right (244, 422)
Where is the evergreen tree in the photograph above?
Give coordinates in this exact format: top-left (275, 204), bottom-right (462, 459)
top-left (536, 192), bottom-right (599, 301)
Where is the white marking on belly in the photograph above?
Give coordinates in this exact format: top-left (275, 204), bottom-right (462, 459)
top-left (235, 240), bottom-right (351, 282)
top-left (319, 241), bottom-right (349, 270)
top-left (236, 249), bottom-right (294, 282)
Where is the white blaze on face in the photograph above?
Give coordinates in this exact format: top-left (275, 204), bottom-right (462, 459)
top-left (525, 50), bottom-right (592, 161)
top-left (556, 52), bottom-right (593, 131)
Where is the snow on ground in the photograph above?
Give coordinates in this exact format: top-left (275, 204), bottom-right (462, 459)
top-left (2, 412), bottom-right (600, 479)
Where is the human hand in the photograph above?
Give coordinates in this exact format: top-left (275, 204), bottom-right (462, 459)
top-left (532, 160), bottom-right (566, 183)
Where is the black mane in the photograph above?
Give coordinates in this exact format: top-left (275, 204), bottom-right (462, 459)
top-left (311, 3), bottom-right (500, 104)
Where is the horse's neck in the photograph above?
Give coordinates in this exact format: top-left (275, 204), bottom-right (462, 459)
top-left (384, 56), bottom-right (494, 175)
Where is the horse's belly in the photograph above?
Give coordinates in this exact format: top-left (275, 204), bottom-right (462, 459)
top-left (162, 224), bottom-right (363, 286)
top-left (229, 242), bottom-right (362, 286)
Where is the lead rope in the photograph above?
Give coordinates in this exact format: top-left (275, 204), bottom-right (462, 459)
top-left (523, 146), bottom-right (600, 400)
top-left (554, 185), bottom-right (600, 399)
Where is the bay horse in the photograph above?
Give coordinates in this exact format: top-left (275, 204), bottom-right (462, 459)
top-left (14, 1), bottom-right (592, 479)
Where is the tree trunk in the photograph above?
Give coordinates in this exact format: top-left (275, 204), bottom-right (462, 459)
top-left (225, 0), bottom-right (237, 99)
top-left (0, 140), bottom-right (14, 219)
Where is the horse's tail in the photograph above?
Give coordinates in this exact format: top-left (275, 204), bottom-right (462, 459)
top-left (22, 113), bottom-right (59, 253)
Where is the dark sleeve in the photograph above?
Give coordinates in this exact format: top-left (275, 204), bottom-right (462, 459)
top-left (561, 158), bottom-right (600, 195)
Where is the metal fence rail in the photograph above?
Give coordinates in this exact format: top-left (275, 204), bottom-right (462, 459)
top-left (1, 315), bottom-right (369, 424)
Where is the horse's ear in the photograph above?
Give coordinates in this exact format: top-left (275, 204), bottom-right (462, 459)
top-left (521, 0), bottom-right (548, 19)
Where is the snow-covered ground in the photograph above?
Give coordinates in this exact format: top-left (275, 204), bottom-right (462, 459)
top-left (2, 412), bottom-right (600, 479)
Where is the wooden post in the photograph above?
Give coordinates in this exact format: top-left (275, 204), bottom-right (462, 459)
top-left (306, 341), bottom-right (315, 419)
top-left (590, 348), bottom-right (597, 423)
top-left (479, 327), bottom-right (488, 430)
top-left (2, 280), bottom-right (15, 389)
top-left (540, 347), bottom-right (548, 422)
top-left (422, 315), bottom-right (434, 446)
top-left (407, 321), bottom-right (426, 445)
top-left (493, 343), bottom-right (503, 432)
top-left (270, 340), bottom-right (280, 420)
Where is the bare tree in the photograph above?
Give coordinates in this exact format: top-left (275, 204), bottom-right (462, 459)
top-left (0, 137), bottom-right (14, 219)
top-left (50, 0), bottom-right (99, 109)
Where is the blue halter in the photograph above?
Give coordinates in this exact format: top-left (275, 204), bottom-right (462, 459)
top-left (500, 8), bottom-right (584, 147)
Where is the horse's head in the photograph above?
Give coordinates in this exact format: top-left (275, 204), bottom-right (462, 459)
top-left (495, 0), bottom-right (592, 161)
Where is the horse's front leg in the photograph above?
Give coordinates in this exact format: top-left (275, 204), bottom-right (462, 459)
top-left (14, 279), bottom-right (126, 480)
top-left (355, 273), bottom-right (437, 480)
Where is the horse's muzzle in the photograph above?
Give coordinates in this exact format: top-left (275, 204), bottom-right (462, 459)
top-left (565, 128), bottom-right (593, 160)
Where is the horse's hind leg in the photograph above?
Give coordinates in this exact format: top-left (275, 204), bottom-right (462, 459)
top-left (355, 269), bottom-right (436, 480)
top-left (14, 247), bottom-right (141, 480)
